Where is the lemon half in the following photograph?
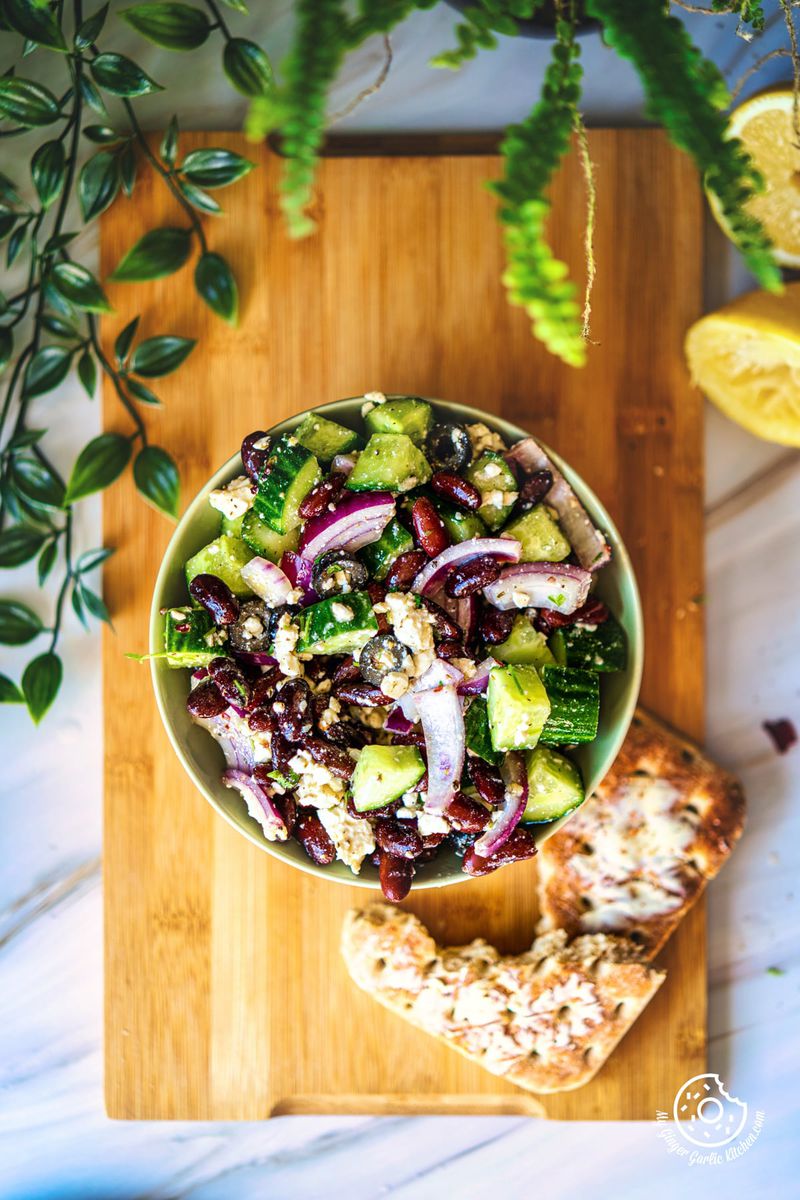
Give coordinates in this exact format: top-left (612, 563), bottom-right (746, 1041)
top-left (685, 283), bottom-right (800, 446)
top-left (716, 88), bottom-right (800, 267)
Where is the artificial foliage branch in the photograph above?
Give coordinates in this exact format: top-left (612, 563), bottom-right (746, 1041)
top-left (0, 0), bottom-right (270, 722)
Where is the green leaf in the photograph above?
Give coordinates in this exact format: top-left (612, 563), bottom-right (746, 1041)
top-left (22, 652), bottom-right (63, 723)
top-left (195, 251), bottom-right (238, 325)
top-left (0, 674), bottom-right (24, 705)
top-left (181, 148), bottom-right (254, 189)
top-left (178, 179), bottom-right (221, 215)
top-left (119, 142), bottom-right (137, 197)
top-left (64, 432), bottom-right (132, 505)
top-left (91, 52), bottom-right (163, 97)
top-left (219, 0), bottom-right (248, 9)
top-left (0, 599), bottom-right (43, 645)
top-left (121, 2), bottom-right (210, 50)
top-left (114, 315), bottom-right (140, 365)
top-left (74, 3), bottom-right (109, 50)
top-left (7, 428), bottom-right (45, 453)
top-left (77, 350), bottom-right (97, 397)
top-left (23, 345), bottom-right (72, 398)
top-left (50, 261), bottom-right (113, 313)
top-left (0, 327), bottom-right (12, 374)
top-left (127, 377), bottom-right (161, 406)
top-left (7, 224), bottom-right (27, 268)
top-left (83, 124), bottom-right (124, 144)
top-left (79, 74), bottom-right (108, 116)
top-left (77, 545), bottom-right (115, 573)
top-left (0, 78), bottom-right (61, 126)
top-left (110, 226), bottom-right (192, 282)
top-left (130, 334), bottom-right (195, 377)
top-left (11, 456), bottom-right (65, 510)
top-left (133, 444), bottom-right (179, 517)
top-left (161, 115), bottom-right (179, 166)
top-left (72, 582), bottom-right (88, 629)
top-left (37, 538), bottom-right (57, 584)
top-left (31, 139), bottom-right (66, 209)
top-left (78, 149), bottom-right (120, 221)
top-left (44, 231), bottom-right (78, 255)
top-left (0, 170), bottom-right (21, 207)
top-left (4, 0), bottom-right (67, 52)
top-left (79, 583), bottom-right (111, 625)
top-left (223, 38), bottom-right (274, 98)
top-left (0, 213), bottom-right (17, 241)
top-left (0, 525), bottom-right (45, 567)
top-left (41, 312), bottom-right (80, 339)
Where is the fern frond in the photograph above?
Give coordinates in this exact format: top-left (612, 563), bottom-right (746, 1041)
top-left (430, 0), bottom-right (545, 70)
top-left (589, 0), bottom-right (781, 290)
top-left (490, 16), bottom-right (586, 367)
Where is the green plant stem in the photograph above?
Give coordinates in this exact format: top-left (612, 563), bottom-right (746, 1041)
top-left (204, 0), bottom-right (232, 38)
top-left (86, 313), bottom-right (147, 445)
top-left (48, 508), bottom-right (73, 654)
top-left (122, 99), bottom-right (208, 254)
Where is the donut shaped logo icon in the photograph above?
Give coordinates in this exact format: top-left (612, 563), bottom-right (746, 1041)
top-left (673, 1074), bottom-right (748, 1147)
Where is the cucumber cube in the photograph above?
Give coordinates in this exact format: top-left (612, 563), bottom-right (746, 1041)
top-left (358, 517), bottom-right (414, 581)
top-left (464, 696), bottom-right (501, 765)
top-left (523, 746), bottom-right (584, 823)
top-left (538, 666), bottom-right (600, 745)
top-left (346, 433), bottom-right (431, 493)
top-left (185, 535), bottom-right (255, 596)
top-left (493, 614), bottom-right (557, 667)
top-left (296, 591), bottom-right (378, 655)
top-left (364, 397), bottom-right (433, 447)
top-left (294, 413), bottom-right (359, 462)
top-left (163, 606), bottom-right (223, 668)
top-left (501, 506), bottom-right (570, 563)
top-left (487, 664), bottom-right (551, 752)
top-left (351, 745), bottom-right (425, 812)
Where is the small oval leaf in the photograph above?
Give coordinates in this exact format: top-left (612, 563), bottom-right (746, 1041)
top-left (181, 148), bottom-right (254, 189)
top-left (223, 38), bottom-right (274, 98)
top-left (134, 444), bottom-right (179, 517)
top-left (83, 124), bottom-right (124, 144)
top-left (4, 0), bottom-right (68, 51)
top-left (0, 78), bottom-right (61, 126)
top-left (22, 652), bottom-right (63, 723)
top-left (0, 599), bottom-right (43, 645)
top-left (77, 350), bottom-right (97, 397)
top-left (110, 226), bottom-right (192, 282)
top-left (50, 261), bottom-right (113, 313)
top-left (0, 674), bottom-right (24, 705)
top-left (127, 378), bottom-right (161, 406)
top-left (0, 525), bottom-right (46, 568)
top-left (11, 457), bottom-right (66, 511)
top-left (195, 251), bottom-right (238, 325)
top-left (114, 315), bottom-right (140, 365)
top-left (178, 179), bottom-right (221, 215)
top-left (0, 327), bottom-right (12, 374)
top-left (91, 52), bottom-right (163, 97)
top-left (38, 538), bottom-right (58, 584)
top-left (79, 149), bottom-right (121, 221)
top-left (75, 3), bottom-right (109, 50)
top-left (130, 334), bottom-right (196, 377)
top-left (23, 345), bottom-right (72, 398)
top-left (79, 74), bottom-right (108, 116)
top-left (31, 140), bottom-right (66, 209)
top-left (161, 115), bottom-right (179, 165)
top-left (64, 432), bottom-right (132, 505)
top-left (121, 2), bottom-right (210, 50)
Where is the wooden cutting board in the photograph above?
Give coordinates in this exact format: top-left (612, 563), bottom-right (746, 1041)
top-left (102, 131), bottom-right (704, 1119)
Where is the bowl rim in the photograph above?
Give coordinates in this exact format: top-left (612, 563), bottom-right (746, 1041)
top-left (150, 396), bottom-right (643, 889)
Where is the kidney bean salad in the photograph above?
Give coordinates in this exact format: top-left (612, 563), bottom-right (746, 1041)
top-left (160, 394), bottom-right (627, 901)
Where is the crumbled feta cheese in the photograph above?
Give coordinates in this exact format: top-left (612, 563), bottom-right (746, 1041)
top-left (318, 800), bottom-right (376, 873)
top-left (483, 489), bottom-right (518, 508)
top-left (511, 589), bottom-right (531, 608)
top-left (451, 657), bottom-right (477, 679)
top-left (288, 748), bottom-right (346, 810)
top-left (319, 569), bottom-right (351, 596)
top-left (331, 602), bottom-right (354, 622)
top-left (418, 811), bottom-right (450, 837)
top-left (395, 805), bottom-right (418, 820)
top-left (318, 694), bottom-right (341, 732)
top-left (242, 615), bottom-right (265, 640)
top-left (273, 611), bottom-right (304, 678)
top-left (204, 627), bottom-right (228, 648)
top-left (380, 592), bottom-right (436, 679)
top-left (467, 422), bottom-right (507, 456)
top-left (253, 436), bottom-right (271, 450)
top-left (286, 436), bottom-right (298, 446)
top-left (381, 671), bottom-right (411, 700)
top-left (361, 390), bottom-right (387, 418)
top-left (349, 704), bottom-right (388, 730)
top-left (208, 474), bottom-right (255, 521)
top-left (482, 461), bottom-right (503, 479)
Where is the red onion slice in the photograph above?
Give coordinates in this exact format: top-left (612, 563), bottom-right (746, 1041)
top-left (223, 768), bottom-right (288, 842)
top-left (331, 452), bottom-right (357, 476)
top-left (473, 751), bottom-right (528, 857)
top-left (232, 649), bottom-right (278, 667)
top-left (506, 438), bottom-right (610, 572)
top-left (298, 491), bottom-right (395, 562)
top-left (483, 562), bottom-right (591, 614)
top-left (415, 683), bottom-right (465, 813)
top-left (280, 550), bottom-right (317, 604)
top-left (240, 556), bottom-right (296, 607)
top-left (457, 655), bottom-right (496, 696)
top-left (385, 706), bottom-right (416, 735)
top-left (396, 659), bottom-right (464, 722)
top-left (191, 709), bottom-right (256, 772)
top-left (412, 538), bottom-right (521, 598)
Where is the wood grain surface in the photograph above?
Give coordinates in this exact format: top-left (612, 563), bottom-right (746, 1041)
top-left (103, 131), bottom-right (705, 1119)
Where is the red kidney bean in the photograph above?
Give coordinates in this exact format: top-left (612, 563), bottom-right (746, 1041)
top-left (412, 497), bottom-right (449, 558)
top-left (296, 812), bottom-right (336, 865)
top-left (418, 596), bottom-right (461, 640)
top-left (444, 555), bottom-right (500, 599)
top-left (186, 679), bottom-right (228, 719)
top-left (430, 471), bottom-right (481, 511)
top-left (575, 595), bottom-right (609, 625)
top-left (250, 669), bottom-right (282, 709)
top-left (271, 732), bottom-right (296, 775)
top-left (275, 678), bottom-right (313, 742)
top-left (462, 826), bottom-right (537, 876)
top-left (469, 758), bottom-right (505, 806)
top-left (332, 656), bottom-right (361, 686)
top-left (333, 680), bottom-right (391, 706)
top-left (478, 605), bottom-right (514, 645)
top-left (384, 550), bottom-right (427, 592)
top-left (436, 639), bottom-right (465, 660)
top-left (516, 468), bottom-right (553, 512)
top-left (448, 792), bottom-right (490, 832)
top-left (241, 430), bottom-right (271, 481)
top-left (210, 661), bottom-right (252, 708)
top-left (388, 728), bottom-right (426, 748)
top-left (327, 720), bottom-right (369, 749)
top-left (189, 573), bottom-right (240, 625)
top-left (375, 819), bottom-right (424, 860)
top-left (249, 707), bottom-right (276, 733)
top-left (303, 736), bottom-right (355, 780)
top-left (379, 852), bottom-right (414, 901)
top-left (533, 594), bottom-right (609, 635)
top-left (275, 794), bottom-right (297, 835)
top-left (421, 830), bottom-right (447, 849)
top-left (298, 472), bottom-right (347, 520)
top-left (416, 844), bottom-right (443, 863)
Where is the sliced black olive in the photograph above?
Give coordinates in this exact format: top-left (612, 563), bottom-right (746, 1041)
top-left (312, 550), bottom-right (368, 597)
top-left (425, 422), bottom-right (472, 473)
top-left (229, 599), bottom-right (272, 653)
top-left (264, 602), bottom-right (301, 646)
top-left (359, 632), bottom-right (409, 686)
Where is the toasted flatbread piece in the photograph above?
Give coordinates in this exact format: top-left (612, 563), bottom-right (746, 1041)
top-left (538, 708), bottom-right (746, 959)
top-left (341, 903), bottom-right (664, 1094)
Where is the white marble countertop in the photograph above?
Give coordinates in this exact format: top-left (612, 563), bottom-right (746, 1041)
top-left (1, 5), bottom-right (798, 1197)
